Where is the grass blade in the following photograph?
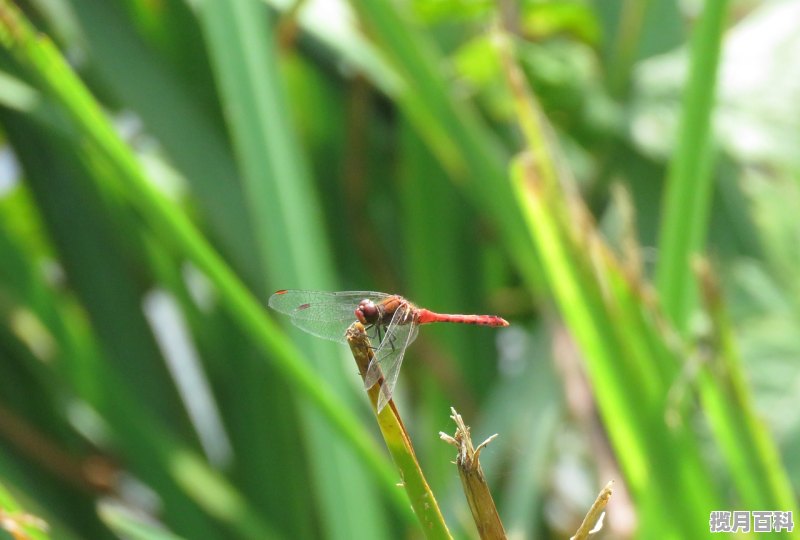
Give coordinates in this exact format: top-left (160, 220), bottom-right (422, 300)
top-left (0, 0), bottom-right (408, 523)
top-left (195, 0), bottom-right (389, 535)
top-left (655, 0), bottom-right (731, 331)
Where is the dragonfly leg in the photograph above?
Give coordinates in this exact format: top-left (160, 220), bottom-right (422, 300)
top-left (364, 324), bottom-right (380, 351)
top-left (375, 325), bottom-right (398, 350)
top-left (387, 332), bottom-right (398, 350)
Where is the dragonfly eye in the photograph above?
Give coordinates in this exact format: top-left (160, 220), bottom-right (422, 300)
top-left (355, 299), bottom-right (378, 324)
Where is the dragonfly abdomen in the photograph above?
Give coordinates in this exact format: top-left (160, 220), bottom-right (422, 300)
top-left (417, 309), bottom-right (509, 327)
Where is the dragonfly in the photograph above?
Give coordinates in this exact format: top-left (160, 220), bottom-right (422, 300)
top-left (268, 290), bottom-right (509, 412)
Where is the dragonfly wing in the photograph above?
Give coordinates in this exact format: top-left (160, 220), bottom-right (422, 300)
top-left (268, 290), bottom-right (391, 342)
top-left (363, 306), bottom-right (406, 388)
top-left (268, 290), bottom-right (390, 315)
top-left (364, 306), bottom-right (419, 412)
top-left (287, 317), bottom-right (359, 344)
top-left (376, 323), bottom-right (419, 412)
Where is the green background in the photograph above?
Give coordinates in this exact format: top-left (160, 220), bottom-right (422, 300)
top-left (0, 0), bottom-right (798, 538)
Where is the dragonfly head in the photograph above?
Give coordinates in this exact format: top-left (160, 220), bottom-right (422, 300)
top-left (355, 299), bottom-right (379, 325)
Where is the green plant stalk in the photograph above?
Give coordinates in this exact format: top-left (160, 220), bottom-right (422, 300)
top-left (493, 29), bottom-right (559, 194)
top-left (0, 0), bottom-right (412, 519)
top-left (195, 0), bottom-right (333, 285)
top-left (0, 214), bottom-right (277, 539)
top-left (194, 1), bottom-right (389, 536)
top-left (510, 158), bottom-right (694, 538)
top-left (94, 366), bottom-right (281, 538)
top-left (498, 31), bottom-right (657, 504)
top-left (607, 0), bottom-right (652, 98)
top-left (656, 0), bottom-right (730, 332)
top-left (640, 0), bottom-right (795, 519)
top-left (346, 0), bottom-right (545, 296)
top-left (695, 261), bottom-right (798, 529)
top-left (497, 13), bottom-right (794, 534)
top-left (346, 323), bottom-right (452, 540)
top-left (497, 28), bottom-right (721, 535)
top-left (66, 0), bottom-right (262, 288)
top-left (501, 17), bottom-right (793, 535)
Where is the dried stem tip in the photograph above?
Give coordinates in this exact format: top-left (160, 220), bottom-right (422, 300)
top-left (439, 408), bottom-right (498, 469)
top-left (570, 480), bottom-right (614, 540)
top-left (440, 407), bottom-right (505, 540)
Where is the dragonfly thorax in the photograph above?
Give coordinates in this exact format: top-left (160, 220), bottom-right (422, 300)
top-left (355, 296), bottom-right (415, 327)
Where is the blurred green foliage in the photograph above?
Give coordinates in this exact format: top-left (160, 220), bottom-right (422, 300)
top-left (0, 0), bottom-right (798, 538)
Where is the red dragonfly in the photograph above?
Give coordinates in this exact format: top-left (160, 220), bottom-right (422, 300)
top-left (268, 290), bottom-right (509, 411)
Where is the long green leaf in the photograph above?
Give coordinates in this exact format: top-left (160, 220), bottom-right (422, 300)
top-left (655, 0), bottom-right (730, 332)
top-left (0, 0), bottom-right (409, 523)
top-left (194, 0), bottom-right (390, 536)
top-left (346, 0), bottom-right (544, 296)
top-left (499, 29), bottom-right (722, 536)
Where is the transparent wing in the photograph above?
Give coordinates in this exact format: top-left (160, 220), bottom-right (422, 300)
top-left (364, 305), bottom-right (419, 412)
top-left (268, 290), bottom-right (390, 317)
top-left (363, 305), bottom-right (409, 388)
top-left (268, 290), bottom-right (390, 343)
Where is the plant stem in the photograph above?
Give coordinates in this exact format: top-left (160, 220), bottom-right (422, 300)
top-left (571, 481), bottom-right (614, 540)
top-left (656, 0), bottom-right (730, 332)
top-left (345, 323), bottom-right (452, 540)
top-left (440, 408), bottom-right (505, 540)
